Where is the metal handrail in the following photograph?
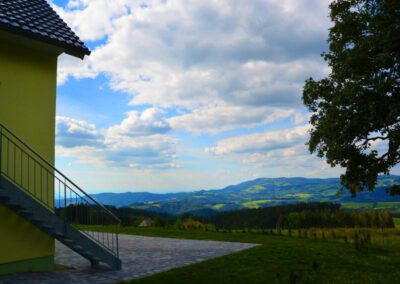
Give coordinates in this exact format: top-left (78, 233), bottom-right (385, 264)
top-left (0, 122), bottom-right (120, 256)
top-left (0, 122), bottom-right (120, 222)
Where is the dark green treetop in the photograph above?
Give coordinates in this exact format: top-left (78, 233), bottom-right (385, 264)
top-left (302, 0), bottom-right (400, 196)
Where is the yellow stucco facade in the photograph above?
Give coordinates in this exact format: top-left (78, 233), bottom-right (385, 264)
top-left (0, 31), bottom-right (61, 274)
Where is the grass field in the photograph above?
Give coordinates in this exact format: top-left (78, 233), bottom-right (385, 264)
top-left (393, 217), bottom-right (400, 228)
top-left (81, 225), bottom-right (400, 283)
top-left (341, 201), bottom-right (400, 213)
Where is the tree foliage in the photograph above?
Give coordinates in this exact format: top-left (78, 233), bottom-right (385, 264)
top-left (207, 202), bottom-right (394, 229)
top-left (57, 205), bottom-right (173, 226)
top-left (303, 0), bottom-right (400, 195)
top-left (208, 202), bottom-right (341, 229)
top-left (277, 209), bottom-right (394, 229)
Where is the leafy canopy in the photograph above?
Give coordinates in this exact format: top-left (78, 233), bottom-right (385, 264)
top-left (302, 0), bottom-right (400, 196)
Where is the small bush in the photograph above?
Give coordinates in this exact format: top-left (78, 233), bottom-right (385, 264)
top-left (311, 261), bottom-right (321, 272)
top-left (289, 270), bottom-right (304, 284)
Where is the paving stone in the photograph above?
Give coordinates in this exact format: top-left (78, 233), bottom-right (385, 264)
top-left (0, 233), bottom-right (258, 284)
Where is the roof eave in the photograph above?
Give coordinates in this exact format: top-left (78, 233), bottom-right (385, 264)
top-left (64, 47), bottom-right (91, 60)
top-left (0, 24), bottom-right (91, 60)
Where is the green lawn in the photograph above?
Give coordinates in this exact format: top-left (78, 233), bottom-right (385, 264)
top-left (82, 226), bottom-right (400, 283)
top-left (341, 201), bottom-right (400, 213)
top-left (393, 217), bottom-right (400, 228)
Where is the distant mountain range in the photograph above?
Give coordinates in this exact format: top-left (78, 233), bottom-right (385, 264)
top-left (92, 175), bottom-right (400, 215)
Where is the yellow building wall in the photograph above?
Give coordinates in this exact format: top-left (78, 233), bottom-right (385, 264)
top-left (0, 34), bottom-right (59, 273)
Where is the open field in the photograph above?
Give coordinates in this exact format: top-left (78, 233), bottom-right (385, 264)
top-left (393, 217), bottom-right (400, 228)
top-left (81, 226), bottom-right (400, 283)
top-left (341, 202), bottom-right (400, 213)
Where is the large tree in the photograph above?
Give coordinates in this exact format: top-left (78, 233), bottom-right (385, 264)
top-left (302, 0), bottom-right (400, 196)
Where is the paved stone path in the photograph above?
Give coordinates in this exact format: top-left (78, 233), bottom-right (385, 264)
top-left (0, 233), bottom-right (257, 284)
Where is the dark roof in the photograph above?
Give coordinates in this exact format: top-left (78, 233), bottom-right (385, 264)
top-left (0, 0), bottom-right (90, 58)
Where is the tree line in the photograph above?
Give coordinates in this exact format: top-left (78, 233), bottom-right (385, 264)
top-left (276, 209), bottom-right (394, 229)
top-left (56, 204), bottom-right (173, 226)
top-left (205, 202), bottom-right (394, 230)
top-left (57, 201), bottom-right (395, 230)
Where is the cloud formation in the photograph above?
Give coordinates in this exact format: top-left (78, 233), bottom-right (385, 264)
top-left (55, 0), bottom-right (331, 112)
top-left (169, 106), bottom-right (294, 135)
top-left (107, 108), bottom-right (171, 137)
top-left (56, 116), bottom-right (103, 148)
top-left (206, 125), bottom-right (310, 155)
top-left (56, 110), bottom-right (177, 169)
top-left (205, 124), bottom-right (342, 178)
top-left (50, 0), bottom-right (342, 189)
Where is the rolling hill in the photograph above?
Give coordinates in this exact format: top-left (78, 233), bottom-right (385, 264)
top-left (92, 175), bottom-right (400, 215)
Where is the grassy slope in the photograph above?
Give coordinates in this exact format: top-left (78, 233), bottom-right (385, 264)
top-left (82, 226), bottom-right (400, 284)
top-left (393, 217), bottom-right (400, 228)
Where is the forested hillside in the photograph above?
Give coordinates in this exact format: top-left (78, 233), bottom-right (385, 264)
top-left (92, 175), bottom-right (400, 215)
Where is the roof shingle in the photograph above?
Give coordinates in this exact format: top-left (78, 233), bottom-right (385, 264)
top-left (0, 0), bottom-right (90, 58)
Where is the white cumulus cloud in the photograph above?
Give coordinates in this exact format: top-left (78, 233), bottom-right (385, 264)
top-left (56, 116), bottom-right (103, 148)
top-left (107, 108), bottom-right (171, 137)
top-left (55, 0), bottom-right (331, 126)
top-left (206, 125), bottom-right (310, 155)
top-left (169, 106), bottom-right (294, 135)
top-left (56, 110), bottom-right (177, 169)
top-left (50, 0), bottom-right (340, 187)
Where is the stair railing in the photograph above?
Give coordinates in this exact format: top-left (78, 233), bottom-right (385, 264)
top-left (0, 122), bottom-right (120, 258)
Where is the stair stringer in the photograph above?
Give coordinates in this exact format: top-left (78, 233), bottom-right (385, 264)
top-left (0, 177), bottom-right (122, 270)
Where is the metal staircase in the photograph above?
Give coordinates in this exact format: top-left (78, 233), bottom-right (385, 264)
top-left (0, 123), bottom-right (122, 270)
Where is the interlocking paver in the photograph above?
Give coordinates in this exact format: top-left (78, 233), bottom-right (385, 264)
top-left (0, 233), bottom-right (258, 284)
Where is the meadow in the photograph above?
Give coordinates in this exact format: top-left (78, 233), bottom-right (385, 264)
top-left (82, 225), bottom-right (400, 283)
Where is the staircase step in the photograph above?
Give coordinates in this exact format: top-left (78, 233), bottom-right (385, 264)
top-left (40, 224), bottom-right (55, 231)
top-left (72, 245), bottom-right (83, 251)
top-left (1, 177), bottom-right (122, 270)
top-left (30, 218), bottom-right (44, 225)
top-left (63, 238), bottom-right (74, 244)
top-left (83, 251), bottom-right (93, 257)
top-left (18, 210), bottom-right (33, 218)
top-left (84, 252), bottom-right (100, 261)
top-left (7, 203), bottom-right (23, 210)
top-left (0, 195), bottom-right (9, 201)
top-left (51, 231), bottom-right (64, 238)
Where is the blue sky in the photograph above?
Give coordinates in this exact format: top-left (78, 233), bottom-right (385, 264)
top-left (50, 0), bottom-right (354, 193)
